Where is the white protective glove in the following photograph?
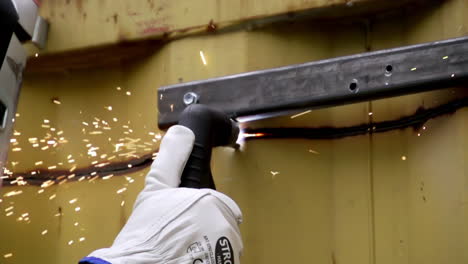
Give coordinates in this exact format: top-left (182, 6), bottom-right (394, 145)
top-left (82, 125), bottom-right (243, 264)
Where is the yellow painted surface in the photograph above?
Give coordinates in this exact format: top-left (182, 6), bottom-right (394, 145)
top-left (1, 0), bottom-right (468, 263)
top-left (37, 0), bottom-right (418, 54)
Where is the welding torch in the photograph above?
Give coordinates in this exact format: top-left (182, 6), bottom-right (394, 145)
top-left (177, 104), bottom-right (239, 189)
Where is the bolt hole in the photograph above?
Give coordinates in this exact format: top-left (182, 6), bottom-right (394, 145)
top-left (385, 65), bottom-right (393, 77)
top-left (349, 80), bottom-right (358, 92)
top-left (386, 65), bottom-right (393, 72)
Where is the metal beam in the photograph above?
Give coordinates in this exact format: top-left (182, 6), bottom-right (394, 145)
top-left (158, 36), bottom-right (468, 128)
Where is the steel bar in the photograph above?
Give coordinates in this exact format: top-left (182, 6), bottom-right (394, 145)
top-left (158, 36), bottom-right (468, 128)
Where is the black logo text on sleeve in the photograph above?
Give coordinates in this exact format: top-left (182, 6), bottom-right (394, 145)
top-left (215, 237), bottom-right (234, 264)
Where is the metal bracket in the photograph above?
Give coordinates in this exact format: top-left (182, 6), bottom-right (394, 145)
top-left (158, 36), bottom-right (468, 128)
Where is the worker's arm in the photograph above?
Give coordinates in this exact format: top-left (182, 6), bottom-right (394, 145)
top-left (79, 125), bottom-right (243, 264)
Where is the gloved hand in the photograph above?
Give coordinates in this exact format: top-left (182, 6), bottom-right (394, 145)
top-left (80, 125), bottom-right (243, 264)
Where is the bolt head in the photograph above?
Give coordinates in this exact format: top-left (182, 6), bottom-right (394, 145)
top-left (183, 92), bottom-right (199, 105)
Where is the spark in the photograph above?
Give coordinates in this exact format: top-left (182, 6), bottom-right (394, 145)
top-left (270, 171), bottom-right (280, 177)
top-left (41, 124), bottom-right (50, 128)
top-left (12, 147), bottom-right (22, 152)
top-left (105, 106), bottom-right (113, 111)
top-left (423, 126), bottom-right (426, 130)
top-left (443, 56), bottom-right (449, 60)
top-left (49, 194), bottom-right (56, 200)
top-left (68, 159), bottom-right (75, 163)
top-left (308, 149), bottom-right (320, 154)
top-left (44, 119), bottom-right (50, 124)
top-left (4, 190), bottom-right (23, 197)
top-left (116, 187), bottom-right (127, 194)
top-left (126, 177), bottom-right (135, 183)
top-left (116, 86), bottom-right (121, 91)
top-left (74, 222), bottom-right (79, 226)
top-left (48, 165), bottom-right (57, 170)
top-left (170, 104), bottom-right (174, 112)
top-left (47, 140), bottom-right (56, 145)
top-left (127, 164), bottom-right (133, 168)
top-left (28, 137), bottom-right (38, 143)
top-left (4, 253), bottom-right (13, 258)
top-left (41, 146), bottom-right (49, 150)
top-left (102, 174), bottom-right (114, 180)
top-left (35, 53), bottom-right (39, 57)
top-left (69, 198), bottom-right (78, 204)
top-left (21, 213), bottom-right (29, 217)
top-left (75, 207), bottom-right (81, 212)
top-left (417, 133), bottom-right (421, 137)
top-left (121, 201), bottom-right (125, 206)
top-left (41, 229), bottom-right (48, 235)
top-left (38, 189), bottom-right (44, 194)
top-left (115, 143), bottom-right (124, 152)
top-left (126, 91), bottom-right (132, 96)
top-left (79, 237), bottom-right (86, 242)
top-left (368, 112), bottom-right (373, 116)
top-left (10, 138), bottom-right (16, 143)
top-left (243, 133), bottom-right (265, 138)
top-left (401, 156), bottom-right (407, 161)
top-left (290, 110), bottom-right (312, 119)
top-left (13, 131), bottom-right (21, 136)
top-left (82, 122), bottom-right (89, 126)
top-left (53, 99), bottom-right (61, 105)
top-left (451, 74), bottom-right (455, 78)
top-left (69, 165), bottom-right (77, 172)
top-left (199, 51), bottom-right (207, 65)
top-left (68, 240), bottom-right (74, 245)
top-left (411, 67), bottom-right (417, 71)
top-left (6, 212), bottom-right (13, 216)
top-left (5, 206), bottom-right (14, 212)
top-left (95, 162), bottom-right (110, 168)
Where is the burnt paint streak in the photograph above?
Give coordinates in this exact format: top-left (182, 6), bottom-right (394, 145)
top-left (4, 97), bottom-right (468, 185)
top-left (244, 97), bottom-right (468, 140)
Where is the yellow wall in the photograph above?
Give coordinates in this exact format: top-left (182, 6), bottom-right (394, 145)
top-left (36, 0), bottom-right (415, 53)
top-left (1, 0), bottom-right (468, 263)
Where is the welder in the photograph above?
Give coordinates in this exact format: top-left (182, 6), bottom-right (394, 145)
top-left (80, 104), bottom-right (244, 264)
